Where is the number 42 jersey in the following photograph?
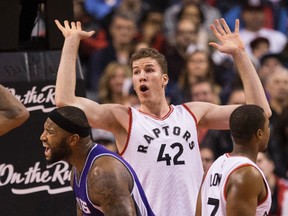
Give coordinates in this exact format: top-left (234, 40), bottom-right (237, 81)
top-left (120, 105), bottom-right (204, 216)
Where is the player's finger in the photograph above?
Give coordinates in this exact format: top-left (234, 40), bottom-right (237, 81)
top-left (220, 18), bottom-right (231, 34)
top-left (214, 19), bottom-right (226, 36)
top-left (64, 20), bottom-right (70, 29)
top-left (234, 19), bottom-right (240, 33)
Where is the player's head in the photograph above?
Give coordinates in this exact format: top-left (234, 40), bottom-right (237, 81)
top-left (130, 47), bottom-right (168, 75)
top-left (230, 105), bottom-right (270, 151)
top-left (130, 48), bottom-right (169, 101)
top-left (40, 106), bottom-right (91, 164)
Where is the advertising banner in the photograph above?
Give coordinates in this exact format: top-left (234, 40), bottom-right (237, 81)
top-left (0, 51), bottom-right (85, 215)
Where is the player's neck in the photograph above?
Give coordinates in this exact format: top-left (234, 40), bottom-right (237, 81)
top-left (230, 146), bottom-right (258, 163)
top-left (139, 102), bottom-right (170, 119)
top-left (71, 140), bottom-right (94, 173)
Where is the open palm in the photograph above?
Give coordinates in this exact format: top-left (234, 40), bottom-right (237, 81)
top-left (54, 20), bottom-right (95, 40)
top-left (209, 19), bottom-right (245, 55)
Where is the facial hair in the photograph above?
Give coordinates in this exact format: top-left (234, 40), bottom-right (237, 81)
top-left (46, 137), bottom-right (71, 165)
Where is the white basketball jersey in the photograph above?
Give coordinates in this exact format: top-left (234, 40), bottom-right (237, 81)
top-left (120, 104), bottom-right (204, 216)
top-left (200, 154), bottom-right (271, 216)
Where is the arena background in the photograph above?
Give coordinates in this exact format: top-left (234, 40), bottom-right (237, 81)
top-left (0, 1), bottom-right (82, 215)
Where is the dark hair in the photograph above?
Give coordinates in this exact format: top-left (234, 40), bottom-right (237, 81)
top-left (110, 11), bottom-right (137, 26)
top-left (177, 2), bottom-right (205, 25)
top-left (56, 106), bottom-right (90, 129)
top-left (129, 47), bottom-right (168, 74)
top-left (230, 105), bottom-right (265, 143)
top-left (242, 0), bottom-right (265, 11)
top-left (250, 37), bottom-right (269, 51)
top-left (260, 53), bottom-right (283, 65)
top-left (273, 107), bottom-right (288, 146)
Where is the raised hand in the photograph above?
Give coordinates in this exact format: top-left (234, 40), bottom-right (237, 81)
top-left (209, 18), bottom-right (245, 55)
top-left (54, 20), bottom-right (95, 40)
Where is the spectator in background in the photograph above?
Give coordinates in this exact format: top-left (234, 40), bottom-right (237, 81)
top-left (200, 146), bottom-right (215, 173)
top-left (82, 0), bottom-right (150, 55)
top-left (92, 62), bottom-right (132, 154)
top-left (264, 67), bottom-right (288, 128)
top-left (178, 50), bottom-right (220, 103)
top-left (224, 0), bottom-right (288, 36)
top-left (280, 42), bottom-right (288, 68)
top-left (96, 62), bottom-right (132, 104)
top-left (87, 12), bottom-right (137, 97)
top-left (264, 69), bottom-right (288, 179)
top-left (164, 0), bottom-right (221, 45)
top-left (190, 79), bottom-right (220, 105)
top-left (269, 108), bottom-right (288, 180)
top-left (136, 8), bottom-right (167, 54)
top-left (176, 2), bottom-right (209, 52)
top-left (115, 0), bottom-right (151, 26)
top-left (258, 53), bottom-right (284, 84)
top-left (227, 86), bottom-right (246, 105)
top-left (250, 36), bottom-right (270, 69)
top-left (163, 18), bottom-right (200, 104)
top-left (239, 0), bottom-right (287, 56)
top-left (91, 128), bottom-right (118, 153)
top-left (257, 152), bottom-right (288, 216)
top-left (0, 85), bottom-right (29, 136)
top-left (214, 0), bottom-right (241, 15)
top-left (216, 0), bottom-right (287, 67)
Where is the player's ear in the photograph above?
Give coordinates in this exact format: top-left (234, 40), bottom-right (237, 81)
top-left (256, 129), bottom-right (263, 140)
top-left (69, 134), bottom-right (80, 146)
top-left (162, 74), bottom-right (169, 87)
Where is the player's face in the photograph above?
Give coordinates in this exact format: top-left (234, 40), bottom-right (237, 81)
top-left (259, 116), bottom-right (270, 152)
top-left (40, 118), bottom-right (72, 164)
top-left (132, 57), bottom-right (168, 102)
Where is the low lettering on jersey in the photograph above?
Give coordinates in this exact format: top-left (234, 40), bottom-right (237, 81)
top-left (263, 211), bottom-right (268, 216)
top-left (76, 197), bottom-right (91, 214)
top-left (137, 126), bottom-right (195, 153)
top-left (210, 173), bottom-right (222, 187)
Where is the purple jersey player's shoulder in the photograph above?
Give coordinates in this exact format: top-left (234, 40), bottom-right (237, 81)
top-left (73, 144), bottom-right (155, 216)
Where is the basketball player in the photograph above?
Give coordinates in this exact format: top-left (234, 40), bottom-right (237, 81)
top-left (196, 105), bottom-right (271, 215)
top-left (0, 84), bottom-right (29, 136)
top-left (40, 106), bottom-right (155, 216)
top-left (54, 18), bottom-right (271, 215)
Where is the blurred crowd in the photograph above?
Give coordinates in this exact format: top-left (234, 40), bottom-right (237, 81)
top-left (71, 0), bottom-right (288, 215)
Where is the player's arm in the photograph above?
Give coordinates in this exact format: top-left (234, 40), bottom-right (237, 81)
top-left (0, 84), bottom-right (29, 135)
top-left (76, 204), bottom-right (83, 216)
top-left (87, 156), bottom-right (136, 216)
top-left (186, 102), bottom-right (239, 130)
top-left (54, 20), bottom-right (129, 147)
top-left (54, 20), bottom-right (94, 111)
top-left (195, 185), bottom-right (202, 216)
top-left (226, 165), bottom-right (265, 215)
top-left (54, 20), bottom-right (106, 125)
top-left (209, 19), bottom-right (271, 118)
top-left (188, 19), bottom-right (271, 130)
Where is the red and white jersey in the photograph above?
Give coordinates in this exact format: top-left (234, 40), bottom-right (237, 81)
top-left (121, 104), bottom-right (204, 216)
top-left (200, 154), bottom-right (271, 216)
